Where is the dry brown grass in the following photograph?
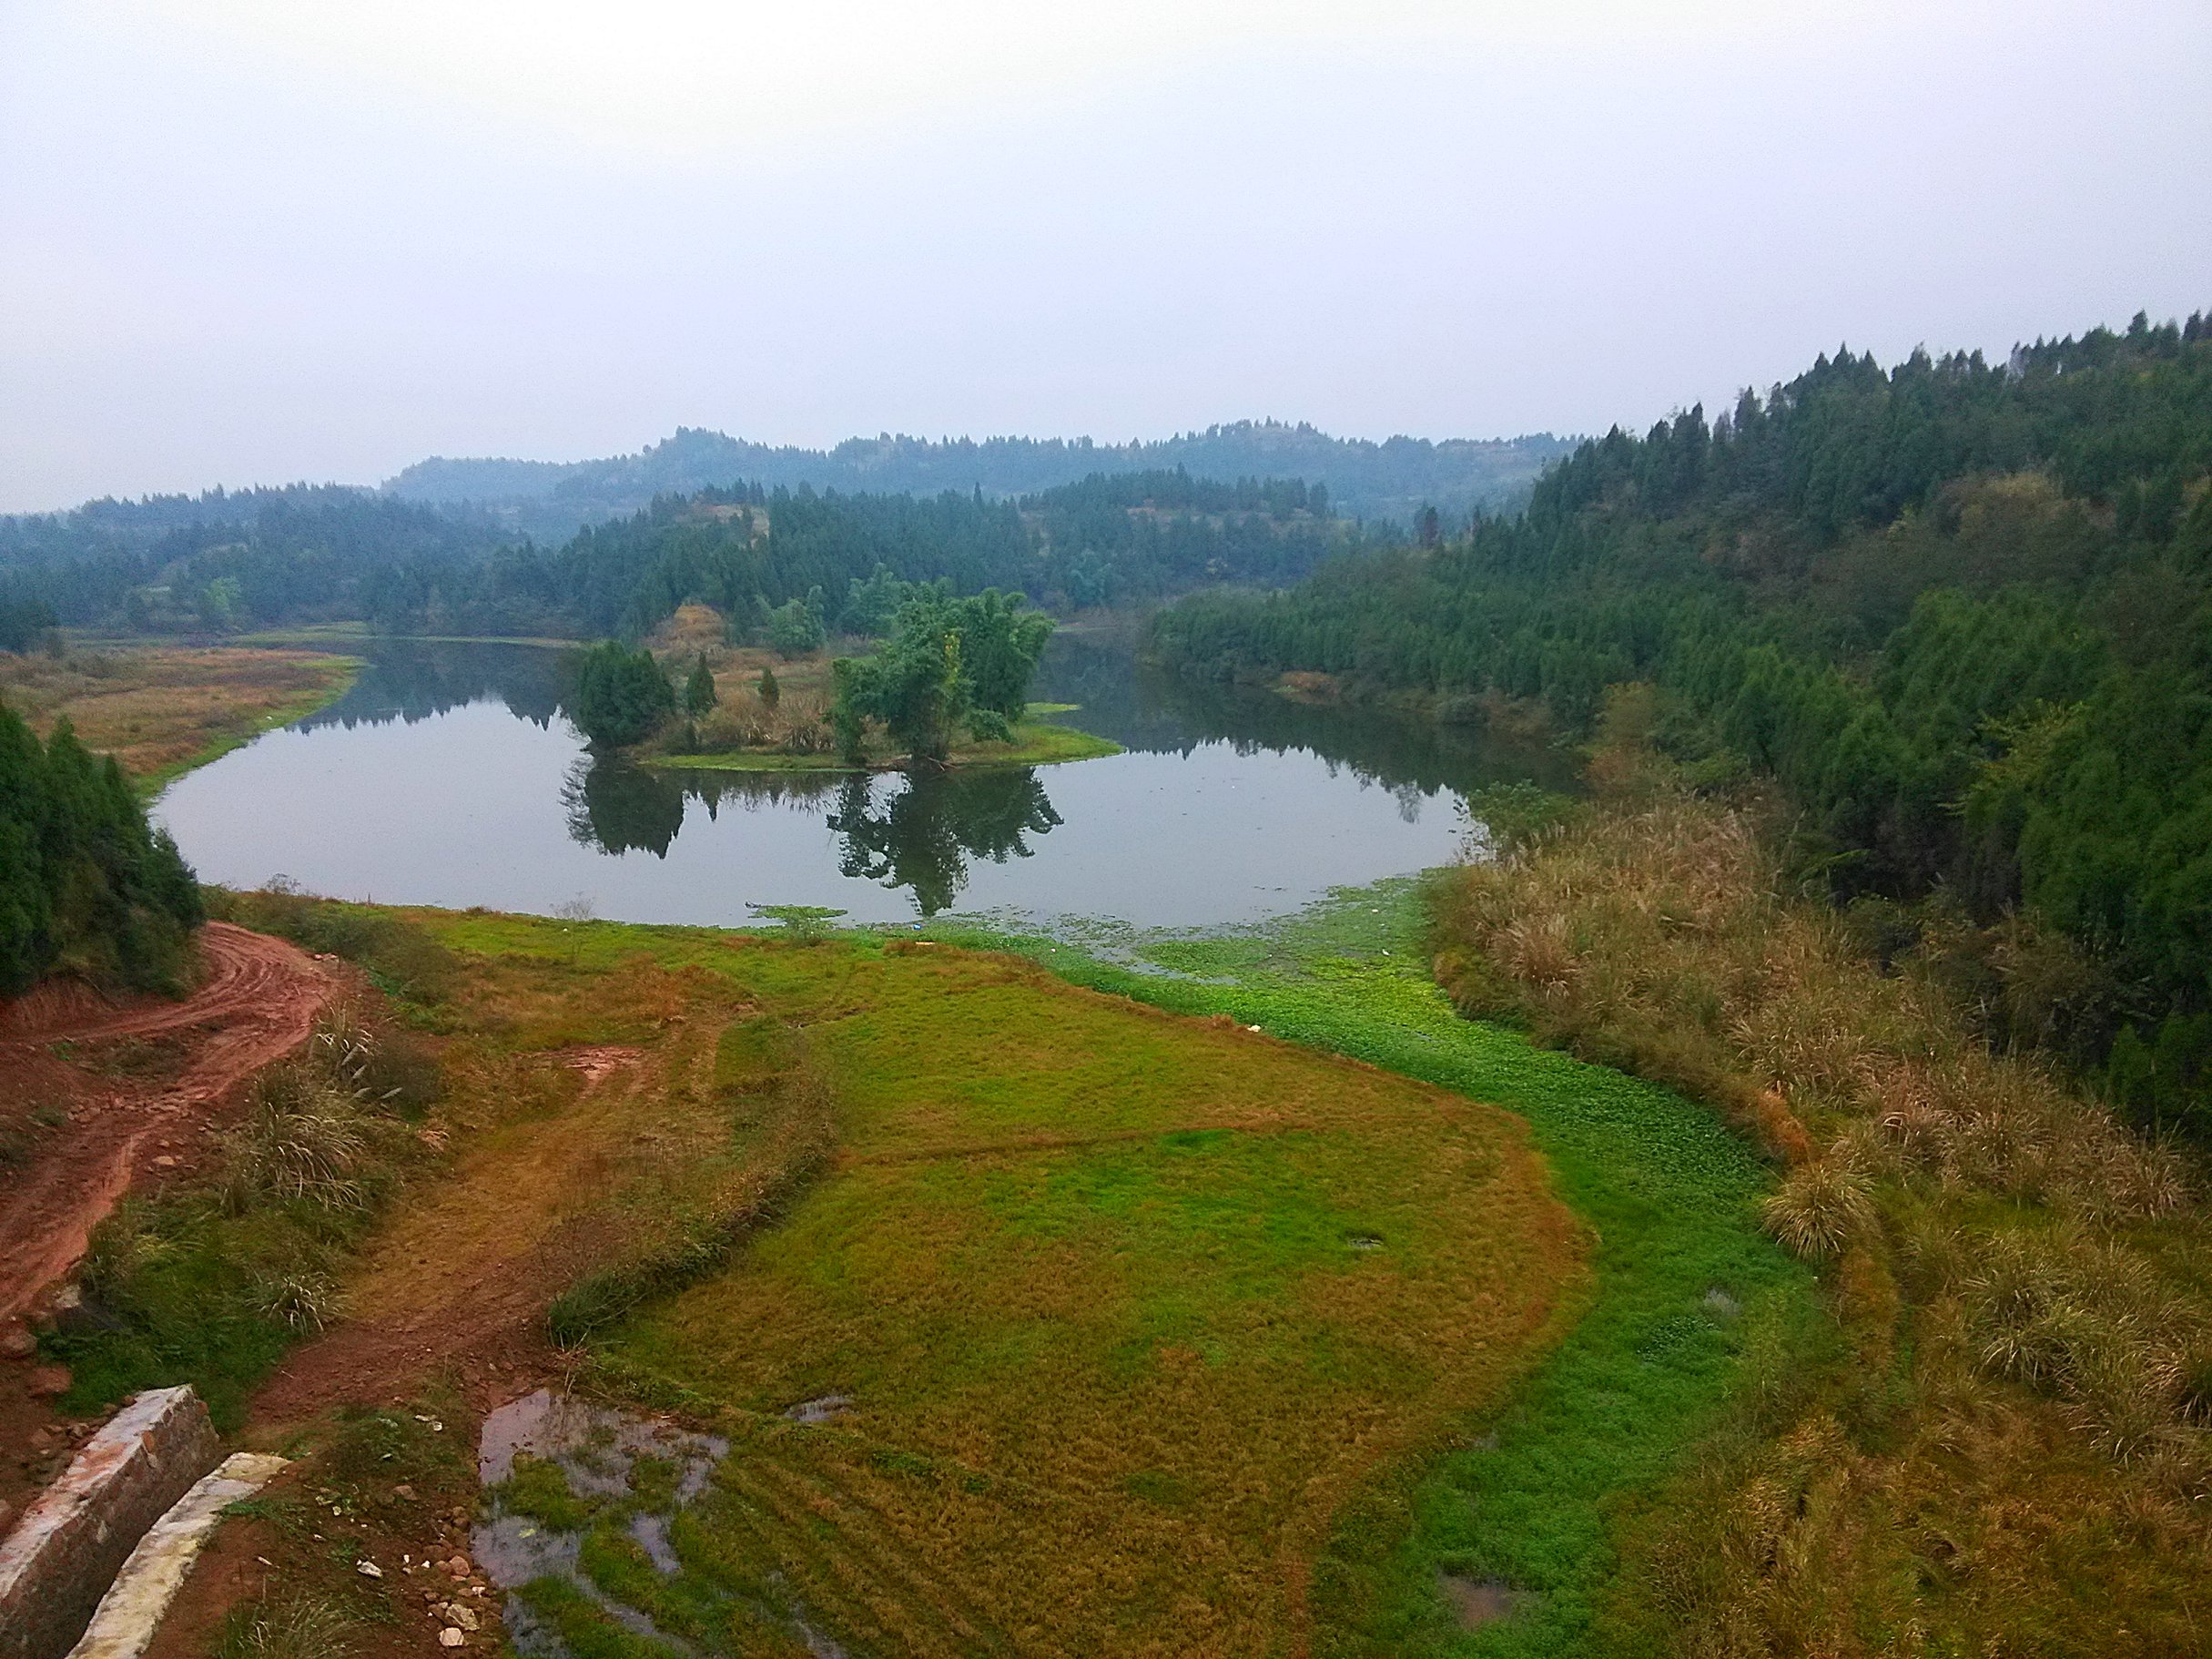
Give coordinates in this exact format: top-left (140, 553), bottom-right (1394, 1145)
top-left (1432, 687), bottom-right (2212, 1653)
top-left (0, 643), bottom-right (356, 787)
top-left (640, 619), bottom-right (844, 758)
top-left (683, 679), bottom-right (838, 756)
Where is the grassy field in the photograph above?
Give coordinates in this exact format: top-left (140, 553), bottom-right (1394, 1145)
top-left (272, 888), bottom-right (1791, 1657)
top-left (55, 876), bottom-right (1798, 1655)
top-left (416, 908), bottom-right (1584, 1656)
top-left (926, 885), bottom-right (1803, 1656)
top-left (581, 946), bottom-right (1575, 1654)
top-left (0, 643), bottom-right (359, 789)
top-left (62, 889), bottom-right (1604, 1654)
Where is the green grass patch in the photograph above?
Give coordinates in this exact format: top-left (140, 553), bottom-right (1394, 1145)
top-left (516, 1575), bottom-right (689, 1659)
top-left (924, 878), bottom-right (1804, 1656)
top-left (497, 1453), bottom-right (603, 1532)
top-left (714, 1013), bottom-right (799, 1094)
top-left (557, 913), bottom-right (1583, 1654)
top-left (652, 718), bottom-right (1120, 773)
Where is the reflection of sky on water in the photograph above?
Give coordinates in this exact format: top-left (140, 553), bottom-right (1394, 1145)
top-left (156, 637), bottom-right (1569, 928)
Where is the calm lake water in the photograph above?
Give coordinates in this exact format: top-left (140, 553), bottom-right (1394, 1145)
top-left (156, 633), bottom-right (1576, 929)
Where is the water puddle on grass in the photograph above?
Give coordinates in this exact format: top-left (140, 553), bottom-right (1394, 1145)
top-left (783, 1392), bottom-right (853, 1424)
top-left (1438, 1572), bottom-right (1539, 1629)
top-left (474, 1389), bottom-right (730, 1656)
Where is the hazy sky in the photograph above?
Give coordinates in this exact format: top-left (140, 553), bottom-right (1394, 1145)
top-left (2, 0), bottom-right (2207, 512)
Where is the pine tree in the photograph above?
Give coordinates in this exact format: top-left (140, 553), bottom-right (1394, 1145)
top-left (685, 656), bottom-right (717, 715)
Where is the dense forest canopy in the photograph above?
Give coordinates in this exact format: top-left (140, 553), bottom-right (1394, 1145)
top-left (0, 700), bottom-right (202, 994)
top-left (0, 491), bottom-right (510, 636)
top-left (381, 420), bottom-right (1575, 538)
top-left (1156, 310), bottom-right (2212, 1130)
top-left (0, 469), bottom-right (1362, 645)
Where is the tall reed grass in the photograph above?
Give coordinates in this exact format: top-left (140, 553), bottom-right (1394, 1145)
top-left (1432, 691), bottom-right (2212, 1651)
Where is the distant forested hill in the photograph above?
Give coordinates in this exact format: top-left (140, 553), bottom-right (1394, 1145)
top-left (0, 489), bottom-right (509, 635)
top-left (367, 471), bottom-right (1367, 638)
top-left (0, 470), bottom-right (1365, 641)
top-left (382, 421), bottom-right (1573, 539)
top-left (1156, 309), bottom-right (2212, 1128)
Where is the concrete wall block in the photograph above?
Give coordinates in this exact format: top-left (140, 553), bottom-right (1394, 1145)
top-left (0, 1387), bottom-right (221, 1659)
top-left (66, 1452), bottom-right (288, 1659)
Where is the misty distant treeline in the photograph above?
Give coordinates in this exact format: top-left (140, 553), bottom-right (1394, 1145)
top-left (0, 469), bottom-right (1364, 642)
top-left (0, 493), bottom-right (510, 636)
top-left (382, 420), bottom-right (1573, 538)
top-left (372, 470), bottom-right (1361, 638)
top-left (1156, 310), bottom-right (2212, 1131)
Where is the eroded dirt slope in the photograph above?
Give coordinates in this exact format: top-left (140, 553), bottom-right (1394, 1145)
top-left (0, 923), bottom-right (338, 1322)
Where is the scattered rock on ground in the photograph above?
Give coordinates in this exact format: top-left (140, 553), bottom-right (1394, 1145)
top-left (25, 1364), bottom-right (70, 1398)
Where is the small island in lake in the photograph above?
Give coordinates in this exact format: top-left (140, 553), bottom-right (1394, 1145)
top-left (569, 596), bottom-right (1122, 774)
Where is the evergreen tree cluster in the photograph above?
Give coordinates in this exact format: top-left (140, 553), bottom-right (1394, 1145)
top-left (0, 487), bottom-right (509, 636)
top-left (572, 641), bottom-right (676, 748)
top-left (1155, 310), bottom-right (2212, 1130)
top-left (0, 595), bottom-right (56, 652)
top-left (0, 702), bottom-right (203, 994)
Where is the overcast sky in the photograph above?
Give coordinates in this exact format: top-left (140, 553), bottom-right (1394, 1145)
top-left (2, 0), bottom-right (2207, 512)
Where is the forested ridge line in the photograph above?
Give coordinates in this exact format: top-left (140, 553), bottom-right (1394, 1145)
top-left (1155, 309), bottom-right (2212, 1132)
top-left (0, 468), bottom-right (1365, 648)
top-left (381, 418), bottom-right (1575, 536)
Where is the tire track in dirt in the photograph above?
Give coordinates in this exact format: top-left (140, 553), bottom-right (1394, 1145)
top-left (0, 923), bottom-right (338, 1320)
top-left (249, 1045), bottom-right (651, 1422)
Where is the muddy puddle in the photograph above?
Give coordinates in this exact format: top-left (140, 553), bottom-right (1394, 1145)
top-left (475, 1389), bottom-right (849, 1658)
top-left (1437, 1571), bottom-right (1538, 1630)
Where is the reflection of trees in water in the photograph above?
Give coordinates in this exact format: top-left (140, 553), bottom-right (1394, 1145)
top-left (1030, 631), bottom-right (1580, 800)
top-left (563, 758), bottom-right (684, 858)
top-left (299, 640), bottom-right (573, 732)
top-left (828, 769), bottom-right (1062, 917)
top-left (685, 771), bottom-right (843, 818)
top-left (559, 758), bottom-right (1062, 912)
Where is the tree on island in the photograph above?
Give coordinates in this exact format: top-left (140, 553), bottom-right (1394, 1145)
top-left (573, 641), bottom-right (675, 748)
top-left (757, 665), bottom-right (780, 708)
top-left (831, 590), bottom-right (1053, 765)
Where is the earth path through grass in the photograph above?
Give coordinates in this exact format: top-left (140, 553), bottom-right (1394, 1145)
top-left (926, 878), bottom-right (1806, 1656)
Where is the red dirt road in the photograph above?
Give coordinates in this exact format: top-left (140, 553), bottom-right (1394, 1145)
top-left (0, 923), bottom-right (338, 1321)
